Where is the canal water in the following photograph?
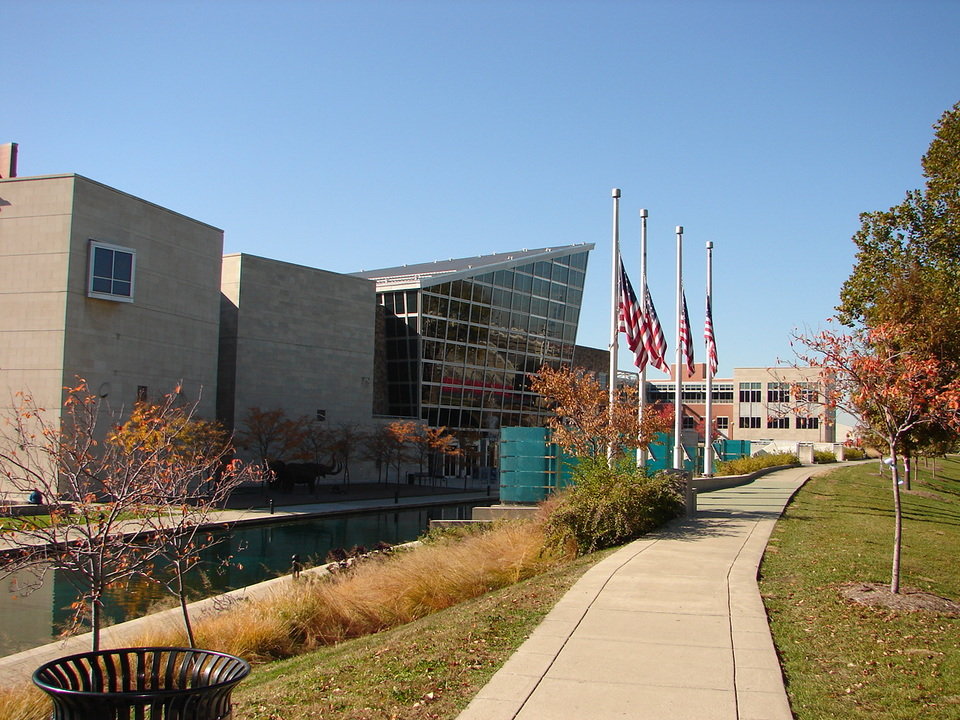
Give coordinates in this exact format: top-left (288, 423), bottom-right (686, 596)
top-left (0, 501), bottom-right (484, 657)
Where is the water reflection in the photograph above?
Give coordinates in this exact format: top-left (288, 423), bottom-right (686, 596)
top-left (0, 503), bottom-right (477, 657)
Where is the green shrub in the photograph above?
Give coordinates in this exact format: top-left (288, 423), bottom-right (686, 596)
top-left (813, 450), bottom-right (838, 464)
top-left (542, 457), bottom-right (685, 556)
top-left (843, 447), bottom-right (866, 460)
top-left (715, 452), bottom-right (799, 476)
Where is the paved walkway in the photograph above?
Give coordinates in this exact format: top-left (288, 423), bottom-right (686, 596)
top-left (457, 465), bottom-right (833, 720)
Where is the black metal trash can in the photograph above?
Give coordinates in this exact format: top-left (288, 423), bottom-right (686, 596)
top-left (32, 647), bottom-right (250, 720)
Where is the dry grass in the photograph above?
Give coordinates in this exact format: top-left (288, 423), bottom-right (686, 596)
top-left (0, 520), bottom-right (558, 720)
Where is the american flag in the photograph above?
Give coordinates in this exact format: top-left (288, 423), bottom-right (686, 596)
top-left (618, 259), bottom-right (645, 367)
top-left (642, 285), bottom-right (669, 373)
top-left (679, 290), bottom-right (695, 376)
top-left (704, 295), bottom-right (718, 375)
top-left (618, 258), bottom-right (669, 373)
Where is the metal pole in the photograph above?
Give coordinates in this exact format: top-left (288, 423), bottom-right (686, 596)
top-left (673, 225), bottom-right (684, 470)
top-left (637, 208), bottom-right (648, 468)
top-left (704, 241), bottom-right (714, 476)
top-left (608, 189), bottom-right (621, 467)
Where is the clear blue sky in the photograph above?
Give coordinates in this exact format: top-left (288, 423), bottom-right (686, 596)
top-left (7, 0), bottom-right (959, 377)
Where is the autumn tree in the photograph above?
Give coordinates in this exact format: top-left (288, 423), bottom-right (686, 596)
top-left (329, 423), bottom-right (364, 484)
top-left (407, 424), bottom-right (462, 477)
top-left (382, 419), bottom-right (419, 482)
top-left (0, 381), bottom-right (263, 649)
top-left (235, 407), bottom-right (308, 465)
top-left (795, 322), bottom-right (960, 593)
top-left (110, 394), bottom-right (266, 646)
top-left (530, 364), bottom-right (672, 460)
top-left (360, 425), bottom-right (394, 483)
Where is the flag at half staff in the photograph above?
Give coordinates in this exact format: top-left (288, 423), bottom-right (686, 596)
top-left (618, 258), bottom-right (645, 367)
top-left (618, 257), bottom-right (669, 373)
top-left (679, 289), bottom-right (695, 376)
top-left (704, 295), bottom-right (718, 375)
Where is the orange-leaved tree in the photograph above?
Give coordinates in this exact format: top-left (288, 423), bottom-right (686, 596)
top-left (235, 407), bottom-right (308, 466)
top-left (0, 381), bottom-right (264, 649)
top-left (795, 321), bottom-right (960, 593)
top-left (529, 364), bottom-right (672, 460)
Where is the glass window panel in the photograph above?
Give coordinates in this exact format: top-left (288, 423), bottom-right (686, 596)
top-left (406, 291), bottom-right (418, 313)
top-left (515, 273), bottom-right (533, 293)
top-left (113, 252), bottom-right (132, 281)
top-left (92, 277), bottom-right (112, 293)
top-left (93, 247), bottom-right (114, 278)
top-left (534, 261), bottom-right (551, 279)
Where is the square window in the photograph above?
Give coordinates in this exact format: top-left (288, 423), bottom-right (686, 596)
top-left (88, 240), bottom-right (136, 302)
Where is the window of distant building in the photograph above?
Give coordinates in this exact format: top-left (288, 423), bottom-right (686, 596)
top-left (767, 416), bottom-right (790, 429)
top-left (796, 416), bottom-right (820, 430)
top-left (682, 415), bottom-right (696, 430)
top-left (738, 382), bottom-right (761, 403)
top-left (767, 382), bottom-right (790, 403)
top-left (716, 416), bottom-right (729, 430)
top-left (88, 240), bottom-right (135, 302)
top-left (739, 416), bottom-right (761, 429)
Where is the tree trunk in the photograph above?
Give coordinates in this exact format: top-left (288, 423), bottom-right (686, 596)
top-left (91, 595), bottom-right (101, 652)
top-left (903, 455), bottom-right (912, 490)
top-left (890, 444), bottom-right (903, 594)
top-left (176, 560), bottom-right (197, 648)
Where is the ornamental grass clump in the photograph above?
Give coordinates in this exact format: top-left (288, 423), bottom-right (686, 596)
top-left (125, 518), bottom-right (556, 662)
top-left (542, 457), bottom-right (685, 556)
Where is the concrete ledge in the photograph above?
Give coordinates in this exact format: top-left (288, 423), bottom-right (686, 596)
top-left (428, 519), bottom-right (491, 529)
top-left (472, 505), bottom-right (539, 521)
top-left (693, 464), bottom-right (800, 493)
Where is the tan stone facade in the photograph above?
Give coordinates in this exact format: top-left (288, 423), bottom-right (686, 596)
top-left (645, 363), bottom-right (835, 445)
top-left (217, 253), bottom-right (376, 431)
top-left (0, 174), bottom-right (224, 495)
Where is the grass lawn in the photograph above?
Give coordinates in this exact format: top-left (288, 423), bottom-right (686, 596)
top-left (760, 458), bottom-right (960, 720)
top-left (232, 549), bottom-right (608, 720)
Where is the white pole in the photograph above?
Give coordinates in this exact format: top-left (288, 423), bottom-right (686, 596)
top-left (673, 225), bottom-right (684, 470)
top-left (637, 208), bottom-right (648, 468)
top-left (704, 241), bottom-right (714, 476)
top-left (608, 189), bottom-right (621, 467)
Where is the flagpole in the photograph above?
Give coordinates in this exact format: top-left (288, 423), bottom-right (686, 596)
top-left (704, 241), bottom-right (714, 476)
top-left (608, 188), bottom-right (621, 467)
top-left (673, 225), bottom-right (684, 470)
top-left (637, 208), bottom-right (648, 468)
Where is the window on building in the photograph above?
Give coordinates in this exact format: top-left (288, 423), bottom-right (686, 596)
top-left (739, 382), bottom-right (761, 403)
top-left (767, 417), bottom-right (790, 429)
top-left (682, 415), bottom-right (696, 430)
top-left (796, 382), bottom-right (818, 402)
top-left (136, 385), bottom-right (148, 403)
top-left (88, 241), bottom-right (135, 301)
top-left (712, 383), bottom-right (734, 402)
top-left (796, 416), bottom-right (820, 429)
top-left (767, 382), bottom-right (790, 403)
top-left (739, 416), bottom-right (761, 429)
top-left (716, 416), bottom-right (729, 430)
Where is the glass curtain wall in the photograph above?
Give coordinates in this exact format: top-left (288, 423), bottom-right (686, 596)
top-left (378, 251), bottom-right (589, 467)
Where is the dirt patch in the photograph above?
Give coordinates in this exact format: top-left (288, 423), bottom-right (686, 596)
top-left (839, 582), bottom-right (960, 615)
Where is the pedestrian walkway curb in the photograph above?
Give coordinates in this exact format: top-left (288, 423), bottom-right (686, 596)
top-left (457, 465), bottom-right (835, 720)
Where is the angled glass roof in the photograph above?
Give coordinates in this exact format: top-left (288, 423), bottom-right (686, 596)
top-left (352, 244), bottom-right (594, 291)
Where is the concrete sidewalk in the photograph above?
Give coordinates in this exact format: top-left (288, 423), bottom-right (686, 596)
top-left (457, 465), bottom-right (832, 720)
